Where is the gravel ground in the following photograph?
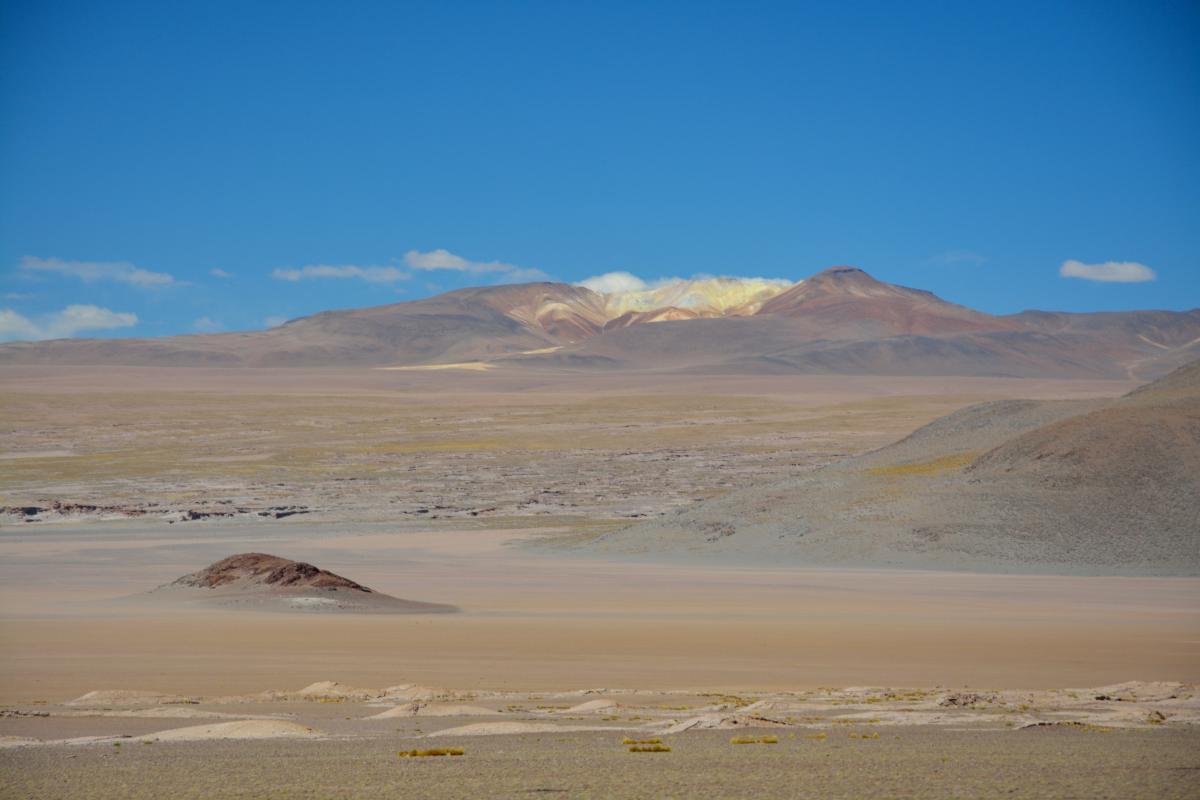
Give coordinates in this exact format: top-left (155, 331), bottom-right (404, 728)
top-left (3, 727), bottom-right (1199, 799)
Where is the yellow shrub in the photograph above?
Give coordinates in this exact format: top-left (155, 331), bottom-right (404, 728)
top-left (398, 748), bottom-right (465, 758)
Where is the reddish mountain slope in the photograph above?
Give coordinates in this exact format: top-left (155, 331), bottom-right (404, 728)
top-left (756, 266), bottom-right (1019, 337)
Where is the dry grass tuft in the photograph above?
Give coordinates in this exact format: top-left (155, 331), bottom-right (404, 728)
top-left (628, 744), bottom-right (671, 753)
top-left (398, 748), bottom-right (465, 758)
top-left (731, 735), bottom-right (778, 745)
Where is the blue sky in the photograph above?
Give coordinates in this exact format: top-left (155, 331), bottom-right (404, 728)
top-left (1, 0), bottom-right (1197, 340)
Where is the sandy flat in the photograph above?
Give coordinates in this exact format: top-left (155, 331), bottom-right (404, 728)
top-left (0, 520), bottom-right (1196, 702)
top-left (425, 721), bottom-right (618, 736)
top-left (146, 720), bottom-right (325, 742)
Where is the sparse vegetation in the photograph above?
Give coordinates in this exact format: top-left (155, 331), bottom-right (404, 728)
top-left (731, 735), bottom-right (778, 745)
top-left (699, 693), bottom-right (755, 707)
top-left (398, 748), bottom-right (465, 758)
top-left (628, 744), bottom-right (671, 753)
top-left (866, 452), bottom-right (976, 477)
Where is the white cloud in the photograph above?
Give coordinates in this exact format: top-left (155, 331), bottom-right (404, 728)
top-left (271, 250), bottom-right (549, 285)
top-left (403, 249), bottom-right (549, 281)
top-left (1060, 259), bottom-right (1156, 283)
top-left (263, 315), bottom-right (289, 329)
top-left (0, 310), bottom-right (41, 340)
top-left (20, 256), bottom-right (175, 287)
top-left (209, 268), bottom-right (233, 278)
top-left (578, 271), bottom-right (649, 294)
top-left (193, 316), bottom-right (224, 333)
top-left (577, 272), bottom-right (790, 295)
top-left (4, 292), bottom-right (33, 300)
top-left (271, 265), bottom-right (409, 283)
top-left (0, 305), bottom-right (138, 341)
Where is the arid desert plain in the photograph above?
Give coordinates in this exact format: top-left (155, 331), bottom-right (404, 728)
top-left (1, 364), bottom-right (1198, 799)
top-left (6, 0), bottom-right (1200, 795)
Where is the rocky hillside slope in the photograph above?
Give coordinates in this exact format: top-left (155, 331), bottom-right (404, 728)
top-left (583, 361), bottom-right (1200, 575)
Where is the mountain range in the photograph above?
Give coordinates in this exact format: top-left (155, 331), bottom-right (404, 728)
top-left (3, 266), bottom-right (1197, 379)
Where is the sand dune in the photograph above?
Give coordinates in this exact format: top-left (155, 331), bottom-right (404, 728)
top-left (147, 720), bottom-right (325, 742)
top-left (65, 690), bottom-right (194, 707)
top-left (0, 720), bottom-right (326, 748)
top-left (55, 707), bottom-right (289, 721)
top-left (560, 699), bottom-right (623, 714)
top-left (365, 703), bottom-right (499, 719)
top-left (425, 721), bottom-right (619, 737)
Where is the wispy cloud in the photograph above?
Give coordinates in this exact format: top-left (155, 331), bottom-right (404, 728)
top-left (1060, 259), bottom-right (1156, 283)
top-left (4, 292), bottom-right (33, 301)
top-left (209, 268), bottom-right (233, 278)
top-left (271, 264), bottom-right (409, 283)
top-left (262, 315), bottom-right (290, 329)
top-left (20, 256), bottom-right (176, 287)
top-left (577, 271), bottom-right (790, 295)
top-left (271, 250), bottom-right (549, 285)
top-left (192, 316), bottom-right (224, 333)
top-left (403, 249), bottom-right (549, 282)
top-left (0, 305), bottom-right (138, 341)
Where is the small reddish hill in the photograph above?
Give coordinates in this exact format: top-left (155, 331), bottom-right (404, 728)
top-left (172, 553), bottom-right (374, 592)
top-left (152, 553), bottom-right (458, 614)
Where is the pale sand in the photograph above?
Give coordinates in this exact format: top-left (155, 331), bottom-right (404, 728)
top-left (0, 720), bottom-right (326, 748)
top-left (365, 704), bottom-right (499, 719)
top-left (0, 520), bottom-right (1196, 703)
top-left (425, 722), bottom-right (618, 736)
top-left (4, 681), bottom-right (1198, 798)
top-left (144, 720), bottom-right (324, 742)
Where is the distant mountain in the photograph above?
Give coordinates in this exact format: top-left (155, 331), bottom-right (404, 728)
top-left (584, 360), bottom-right (1200, 576)
top-left (2, 266), bottom-right (1196, 379)
top-left (757, 266), bottom-right (1018, 337)
top-left (0, 283), bottom-right (609, 368)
